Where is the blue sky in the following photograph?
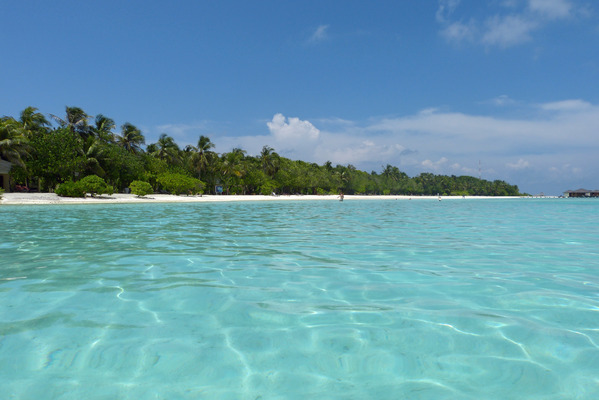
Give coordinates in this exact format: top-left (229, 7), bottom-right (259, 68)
top-left (2, 0), bottom-right (598, 195)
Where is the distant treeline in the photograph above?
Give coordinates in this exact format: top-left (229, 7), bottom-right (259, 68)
top-left (1, 106), bottom-right (522, 196)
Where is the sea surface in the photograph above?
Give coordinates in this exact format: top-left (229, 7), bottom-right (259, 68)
top-left (1, 199), bottom-right (598, 399)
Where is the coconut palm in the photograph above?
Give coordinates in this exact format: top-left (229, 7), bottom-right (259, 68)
top-left (221, 148), bottom-right (246, 194)
top-left (191, 135), bottom-right (215, 179)
top-left (0, 117), bottom-right (28, 167)
top-left (149, 133), bottom-right (181, 164)
top-left (382, 164), bottom-right (402, 182)
top-left (83, 139), bottom-right (109, 177)
top-left (117, 123), bottom-right (145, 153)
top-left (260, 145), bottom-right (280, 178)
top-left (19, 107), bottom-right (49, 136)
top-left (93, 114), bottom-right (116, 143)
top-left (50, 106), bottom-right (91, 139)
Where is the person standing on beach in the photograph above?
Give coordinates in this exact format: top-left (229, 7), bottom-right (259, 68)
top-left (339, 192), bottom-right (344, 201)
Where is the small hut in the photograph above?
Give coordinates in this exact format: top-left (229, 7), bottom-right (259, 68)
top-left (0, 159), bottom-right (12, 192)
top-left (564, 188), bottom-right (599, 198)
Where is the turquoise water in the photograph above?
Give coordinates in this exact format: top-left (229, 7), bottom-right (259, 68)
top-left (1, 199), bottom-right (598, 399)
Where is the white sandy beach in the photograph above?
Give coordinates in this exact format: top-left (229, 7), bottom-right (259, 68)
top-left (0, 192), bottom-right (524, 205)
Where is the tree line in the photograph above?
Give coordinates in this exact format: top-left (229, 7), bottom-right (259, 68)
top-left (1, 106), bottom-right (522, 196)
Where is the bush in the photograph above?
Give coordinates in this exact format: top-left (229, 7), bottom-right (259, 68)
top-left (55, 175), bottom-right (114, 198)
top-left (55, 181), bottom-right (86, 197)
top-left (259, 181), bottom-right (276, 195)
top-left (77, 175), bottom-right (114, 197)
top-left (0, 188), bottom-right (4, 199)
top-left (156, 173), bottom-right (204, 195)
top-left (129, 180), bottom-right (153, 197)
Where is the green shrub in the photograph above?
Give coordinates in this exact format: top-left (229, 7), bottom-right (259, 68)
top-left (259, 181), bottom-right (276, 195)
top-left (129, 180), bottom-right (153, 197)
top-left (0, 188), bottom-right (4, 199)
top-left (55, 181), bottom-right (86, 197)
top-left (156, 173), bottom-right (204, 195)
top-left (77, 175), bottom-right (114, 197)
top-left (55, 175), bottom-right (114, 198)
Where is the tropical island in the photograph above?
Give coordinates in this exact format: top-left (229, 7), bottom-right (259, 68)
top-left (1, 106), bottom-right (522, 197)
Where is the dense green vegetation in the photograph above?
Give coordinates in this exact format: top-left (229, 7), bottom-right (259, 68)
top-left (1, 106), bottom-right (522, 196)
top-left (129, 180), bottom-right (154, 197)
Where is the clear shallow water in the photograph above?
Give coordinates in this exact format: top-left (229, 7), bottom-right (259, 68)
top-left (1, 199), bottom-right (598, 399)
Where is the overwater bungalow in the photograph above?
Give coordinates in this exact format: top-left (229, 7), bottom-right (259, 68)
top-left (564, 188), bottom-right (599, 198)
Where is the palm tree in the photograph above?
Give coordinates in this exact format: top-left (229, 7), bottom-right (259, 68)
top-left (382, 164), bottom-right (403, 182)
top-left (117, 123), bottom-right (145, 153)
top-left (195, 135), bottom-right (214, 179)
top-left (149, 133), bottom-right (181, 164)
top-left (19, 107), bottom-right (49, 136)
top-left (0, 117), bottom-right (28, 167)
top-left (83, 139), bottom-right (109, 178)
top-left (186, 135), bottom-right (215, 179)
top-left (50, 106), bottom-right (91, 139)
top-left (93, 114), bottom-right (116, 143)
top-left (260, 145), bottom-right (280, 178)
top-left (221, 148), bottom-right (246, 194)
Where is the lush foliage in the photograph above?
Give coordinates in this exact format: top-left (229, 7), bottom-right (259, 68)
top-left (55, 181), bottom-right (86, 197)
top-left (129, 180), bottom-right (153, 197)
top-left (156, 173), bottom-right (204, 195)
top-left (0, 188), bottom-right (4, 199)
top-left (77, 175), bottom-right (114, 196)
top-left (55, 175), bottom-right (113, 197)
top-left (1, 106), bottom-right (523, 197)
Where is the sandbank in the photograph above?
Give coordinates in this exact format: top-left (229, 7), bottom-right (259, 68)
top-left (0, 192), bottom-right (523, 205)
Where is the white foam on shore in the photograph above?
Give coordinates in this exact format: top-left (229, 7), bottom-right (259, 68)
top-left (0, 192), bottom-right (523, 205)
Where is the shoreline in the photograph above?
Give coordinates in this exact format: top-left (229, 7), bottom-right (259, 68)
top-left (1, 192), bottom-right (527, 205)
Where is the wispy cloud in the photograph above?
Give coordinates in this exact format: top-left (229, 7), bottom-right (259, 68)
top-left (436, 0), bottom-right (461, 23)
top-left (539, 99), bottom-right (592, 111)
top-left (528, 0), bottom-right (572, 19)
top-left (481, 15), bottom-right (538, 47)
top-left (309, 25), bottom-right (330, 43)
top-left (437, 0), bottom-right (580, 48)
top-left (422, 157), bottom-right (449, 171)
top-left (441, 20), bottom-right (476, 43)
top-left (487, 94), bottom-right (517, 106)
top-left (507, 158), bottom-right (530, 170)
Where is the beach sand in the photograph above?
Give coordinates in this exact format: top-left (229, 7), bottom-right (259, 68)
top-left (0, 192), bottom-right (522, 205)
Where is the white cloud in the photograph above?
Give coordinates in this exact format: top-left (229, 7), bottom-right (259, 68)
top-left (481, 15), bottom-right (538, 47)
top-left (507, 158), bottom-right (530, 169)
top-left (436, 0), bottom-right (461, 23)
top-left (309, 25), bottom-right (329, 43)
top-left (441, 21), bottom-right (476, 43)
top-left (540, 99), bottom-right (593, 112)
top-left (528, 0), bottom-right (572, 19)
top-left (314, 137), bottom-right (410, 166)
top-left (489, 94), bottom-right (516, 106)
top-left (437, 0), bottom-right (580, 48)
top-left (422, 157), bottom-right (449, 171)
top-left (267, 113), bottom-right (320, 141)
top-left (202, 100), bottom-right (599, 195)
